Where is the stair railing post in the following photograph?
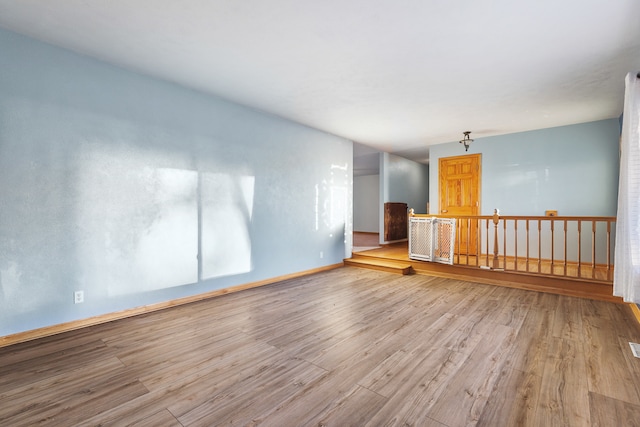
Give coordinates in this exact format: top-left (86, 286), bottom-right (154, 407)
top-left (493, 209), bottom-right (500, 269)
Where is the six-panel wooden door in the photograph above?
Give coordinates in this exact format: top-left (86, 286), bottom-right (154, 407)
top-left (438, 154), bottom-right (481, 255)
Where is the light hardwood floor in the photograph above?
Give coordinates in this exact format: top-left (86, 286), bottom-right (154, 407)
top-left (2, 267), bottom-right (640, 426)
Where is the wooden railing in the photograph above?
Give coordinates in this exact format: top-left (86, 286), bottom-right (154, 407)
top-left (411, 210), bottom-right (616, 283)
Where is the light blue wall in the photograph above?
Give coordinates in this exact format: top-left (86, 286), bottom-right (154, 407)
top-left (353, 174), bottom-right (379, 232)
top-left (380, 153), bottom-right (429, 242)
top-left (429, 120), bottom-right (620, 216)
top-left (382, 153), bottom-right (429, 213)
top-left (0, 29), bottom-right (352, 337)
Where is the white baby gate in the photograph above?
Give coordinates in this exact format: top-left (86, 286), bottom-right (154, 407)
top-left (409, 217), bottom-right (456, 265)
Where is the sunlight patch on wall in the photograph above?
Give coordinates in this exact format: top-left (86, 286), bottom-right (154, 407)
top-left (0, 260), bottom-right (24, 311)
top-left (329, 186), bottom-right (348, 235)
top-left (314, 163), bottom-right (350, 253)
top-left (77, 143), bottom-right (258, 295)
top-left (125, 168), bottom-right (199, 293)
top-left (77, 146), bottom-right (198, 297)
top-left (201, 173), bottom-right (254, 280)
top-left (328, 163), bottom-right (349, 235)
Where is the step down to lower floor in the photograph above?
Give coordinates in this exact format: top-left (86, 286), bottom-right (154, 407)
top-left (344, 257), bottom-right (413, 275)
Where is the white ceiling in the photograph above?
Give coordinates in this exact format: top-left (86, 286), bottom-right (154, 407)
top-left (1, 0), bottom-right (639, 166)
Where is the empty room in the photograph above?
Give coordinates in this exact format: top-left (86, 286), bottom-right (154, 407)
top-left (1, 1), bottom-right (640, 426)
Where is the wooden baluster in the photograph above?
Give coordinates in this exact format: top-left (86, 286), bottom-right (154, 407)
top-left (457, 218), bottom-right (462, 265)
top-left (577, 220), bottom-right (582, 278)
top-left (486, 218), bottom-right (490, 267)
top-left (493, 209), bottom-right (500, 269)
top-left (537, 219), bottom-right (542, 273)
top-left (455, 220), bottom-right (460, 264)
top-left (606, 220), bottom-right (612, 281)
top-left (526, 219), bottom-right (530, 272)
top-left (592, 221), bottom-right (597, 278)
top-left (514, 220), bottom-right (519, 271)
top-left (503, 218), bottom-right (507, 270)
top-left (466, 217), bottom-right (471, 266)
top-left (563, 219), bottom-right (568, 276)
top-left (475, 217), bottom-right (479, 267)
top-left (550, 219), bottom-right (555, 275)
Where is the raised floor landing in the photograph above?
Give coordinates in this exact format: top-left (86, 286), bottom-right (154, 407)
top-left (347, 242), bottom-right (621, 303)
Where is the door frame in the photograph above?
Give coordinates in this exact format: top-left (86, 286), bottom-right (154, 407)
top-left (438, 153), bottom-right (482, 255)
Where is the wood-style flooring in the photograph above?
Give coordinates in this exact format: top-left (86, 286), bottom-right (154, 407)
top-left (2, 267), bottom-right (640, 426)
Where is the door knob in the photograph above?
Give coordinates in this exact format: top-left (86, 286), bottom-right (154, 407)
top-left (442, 209), bottom-right (448, 213)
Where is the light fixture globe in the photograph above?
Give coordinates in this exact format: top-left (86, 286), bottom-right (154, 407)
top-left (459, 131), bottom-right (473, 152)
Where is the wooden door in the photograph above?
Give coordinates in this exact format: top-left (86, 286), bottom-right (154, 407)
top-left (439, 154), bottom-right (481, 255)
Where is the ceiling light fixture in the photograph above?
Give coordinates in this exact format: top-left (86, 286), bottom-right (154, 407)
top-left (459, 131), bottom-right (473, 152)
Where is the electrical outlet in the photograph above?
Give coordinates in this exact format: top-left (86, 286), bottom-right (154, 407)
top-left (74, 290), bottom-right (84, 304)
top-left (320, 251), bottom-right (324, 259)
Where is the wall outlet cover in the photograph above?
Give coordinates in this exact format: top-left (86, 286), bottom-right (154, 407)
top-left (74, 290), bottom-right (84, 304)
